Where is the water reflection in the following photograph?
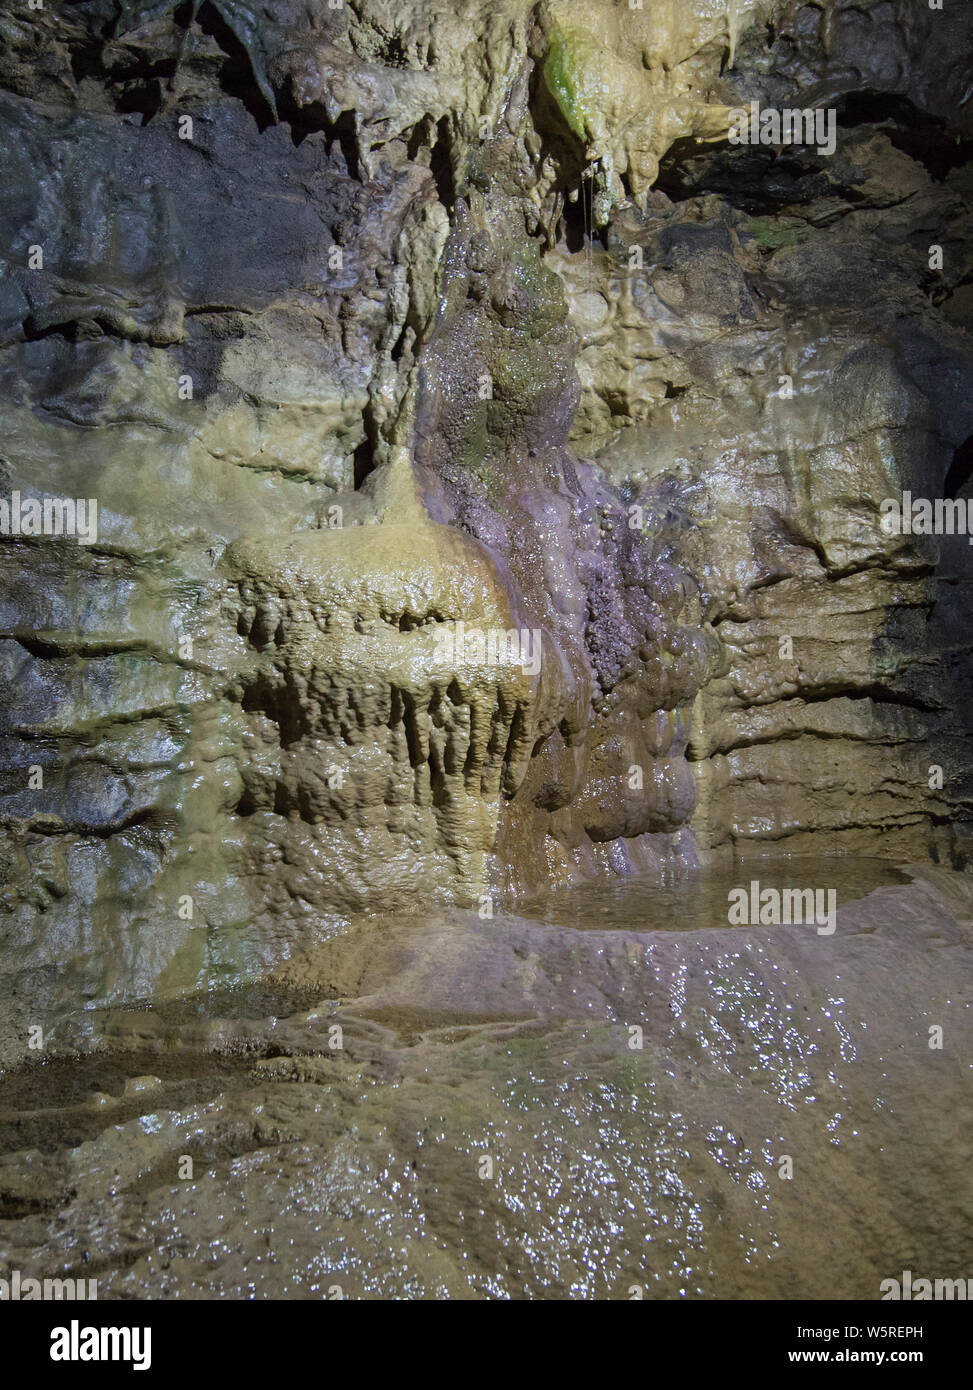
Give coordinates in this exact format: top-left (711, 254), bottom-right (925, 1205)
top-left (521, 857), bottom-right (910, 931)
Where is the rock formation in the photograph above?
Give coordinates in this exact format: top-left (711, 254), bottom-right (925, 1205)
top-left (1, 0), bottom-right (972, 1034)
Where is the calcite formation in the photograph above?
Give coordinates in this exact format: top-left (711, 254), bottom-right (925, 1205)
top-left (0, 0), bottom-right (971, 1035)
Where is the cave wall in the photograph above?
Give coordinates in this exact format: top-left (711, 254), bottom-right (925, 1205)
top-left (1, 0), bottom-right (971, 1037)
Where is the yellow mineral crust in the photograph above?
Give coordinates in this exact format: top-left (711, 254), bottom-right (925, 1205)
top-left (542, 0), bottom-right (789, 201)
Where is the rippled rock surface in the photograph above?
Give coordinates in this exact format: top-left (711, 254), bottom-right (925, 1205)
top-left (1, 1), bottom-right (972, 1023)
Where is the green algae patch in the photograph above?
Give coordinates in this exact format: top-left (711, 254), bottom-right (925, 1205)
top-left (543, 27), bottom-right (589, 142)
top-left (744, 216), bottom-right (808, 250)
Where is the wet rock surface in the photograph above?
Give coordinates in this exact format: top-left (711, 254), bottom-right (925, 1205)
top-left (0, 0), bottom-right (972, 1301)
top-left (1, 1), bottom-right (972, 1014)
top-left (1, 865), bottom-right (971, 1298)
